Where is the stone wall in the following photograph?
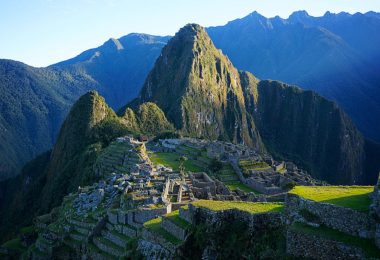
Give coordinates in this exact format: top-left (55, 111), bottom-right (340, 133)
top-left (286, 229), bottom-right (366, 260)
top-left (189, 204), bottom-right (283, 234)
top-left (179, 207), bottom-right (193, 224)
top-left (285, 194), bottom-right (376, 239)
top-left (162, 217), bottom-right (187, 240)
top-left (231, 161), bottom-right (282, 195)
top-left (137, 239), bottom-right (173, 260)
top-left (370, 176), bottom-right (380, 249)
top-left (107, 210), bottom-right (118, 225)
top-left (133, 207), bottom-right (169, 224)
top-left (141, 229), bottom-right (176, 253)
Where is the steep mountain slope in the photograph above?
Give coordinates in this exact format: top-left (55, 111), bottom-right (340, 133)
top-left (128, 24), bottom-right (373, 184)
top-left (0, 91), bottom-right (172, 241)
top-left (0, 60), bottom-right (101, 180)
top-left (128, 24), bottom-right (264, 150)
top-left (248, 80), bottom-right (364, 184)
top-left (52, 33), bottom-right (170, 109)
top-left (207, 11), bottom-right (380, 142)
top-left (0, 34), bottom-right (168, 180)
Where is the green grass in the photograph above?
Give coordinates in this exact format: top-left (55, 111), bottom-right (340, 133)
top-left (20, 226), bottom-right (35, 235)
top-left (143, 217), bottom-right (182, 245)
top-left (1, 238), bottom-right (26, 252)
top-left (191, 200), bottom-right (283, 214)
top-left (149, 152), bottom-right (203, 172)
top-left (225, 181), bottom-right (261, 194)
top-left (165, 210), bottom-right (191, 229)
top-left (289, 186), bottom-right (373, 212)
top-left (290, 222), bottom-right (380, 258)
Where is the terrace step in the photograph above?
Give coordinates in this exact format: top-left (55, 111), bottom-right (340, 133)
top-left (73, 225), bottom-right (91, 236)
top-left (101, 229), bottom-right (130, 248)
top-left (93, 236), bottom-right (126, 257)
top-left (70, 231), bottom-right (87, 242)
top-left (67, 218), bottom-right (96, 229)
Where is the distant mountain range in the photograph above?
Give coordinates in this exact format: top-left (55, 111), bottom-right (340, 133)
top-left (0, 11), bottom-right (379, 180)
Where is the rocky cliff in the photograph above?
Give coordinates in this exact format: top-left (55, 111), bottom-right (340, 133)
top-left (250, 80), bottom-right (365, 184)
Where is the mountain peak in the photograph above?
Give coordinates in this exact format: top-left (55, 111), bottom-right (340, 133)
top-left (174, 23), bottom-right (206, 43)
top-left (133, 24), bottom-right (264, 149)
top-left (288, 10), bottom-right (311, 22)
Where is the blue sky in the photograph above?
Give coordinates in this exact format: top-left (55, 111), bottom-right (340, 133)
top-left (1, 0), bottom-right (379, 67)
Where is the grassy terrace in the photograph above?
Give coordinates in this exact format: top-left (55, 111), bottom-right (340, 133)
top-left (289, 186), bottom-right (373, 212)
top-left (165, 210), bottom-right (191, 229)
top-left (225, 181), bottom-right (261, 194)
top-left (191, 200), bottom-right (283, 214)
top-left (149, 152), bottom-right (203, 172)
top-left (239, 160), bottom-right (271, 171)
top-left (143, 217), bottom-right (182, 245)
top-left (290, 222), bottom-right (380, 258)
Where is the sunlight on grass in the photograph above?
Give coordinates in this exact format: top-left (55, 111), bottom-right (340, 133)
top-left (191, 200), bottom-right (283, 214)
top-left (289, 186), bottom-right (373, 212)
top-left (149, 152), bottom-right (203, 172)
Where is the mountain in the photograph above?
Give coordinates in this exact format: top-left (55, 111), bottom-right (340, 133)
top-left (207, 11), bottom-right (380, 142)
top-left (249, 80), bottom-right (364, 184)
top-left (127, 24), bottom-right (264, 150)
top-left (0, 34), bottom-right (168, 180)
top-left (52, 33), bottom-right (170, 109)
top-left (0, 59), bottom-right (101, 180)
top-left (0, 91), bottom-right (172, 241)
top-left (125, 24), bottom-right (374, 184)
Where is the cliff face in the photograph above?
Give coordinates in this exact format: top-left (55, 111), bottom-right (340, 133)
top-left (134, 24), bottom-right (264, 150)
top-left (249, 80), bottom-right (365, 184)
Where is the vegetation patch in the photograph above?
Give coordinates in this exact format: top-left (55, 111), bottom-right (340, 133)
top-left (239, 160), bottom-right (271, 176)
top-left (1, 238), bottom-right (26, 252)
top-left (225, 181), bottom-right (261, 194)
top-left (289, 186), bottom-right (373, 212)
top-left (290, 222), bottom-right (380, 258)
top-left (191, 200), bottom-right (283, 214)
top-left (143, 217), bottom-right (182, 245)
top-left (165, 210), bottom-right (191, 229)
top-left (149, 152), bottom-right (203, 172)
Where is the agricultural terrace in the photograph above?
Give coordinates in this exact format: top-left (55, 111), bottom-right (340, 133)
top-left (290, 222), bottom-right (380, 258)
top-left (289, 186), bottom-right (374, 212)
top-left (143, 217), bottom-right (182, 245)
top-left (191, 200), bottom-right (283, 214)
top-left (239, 160), bottom-right (271, 176)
